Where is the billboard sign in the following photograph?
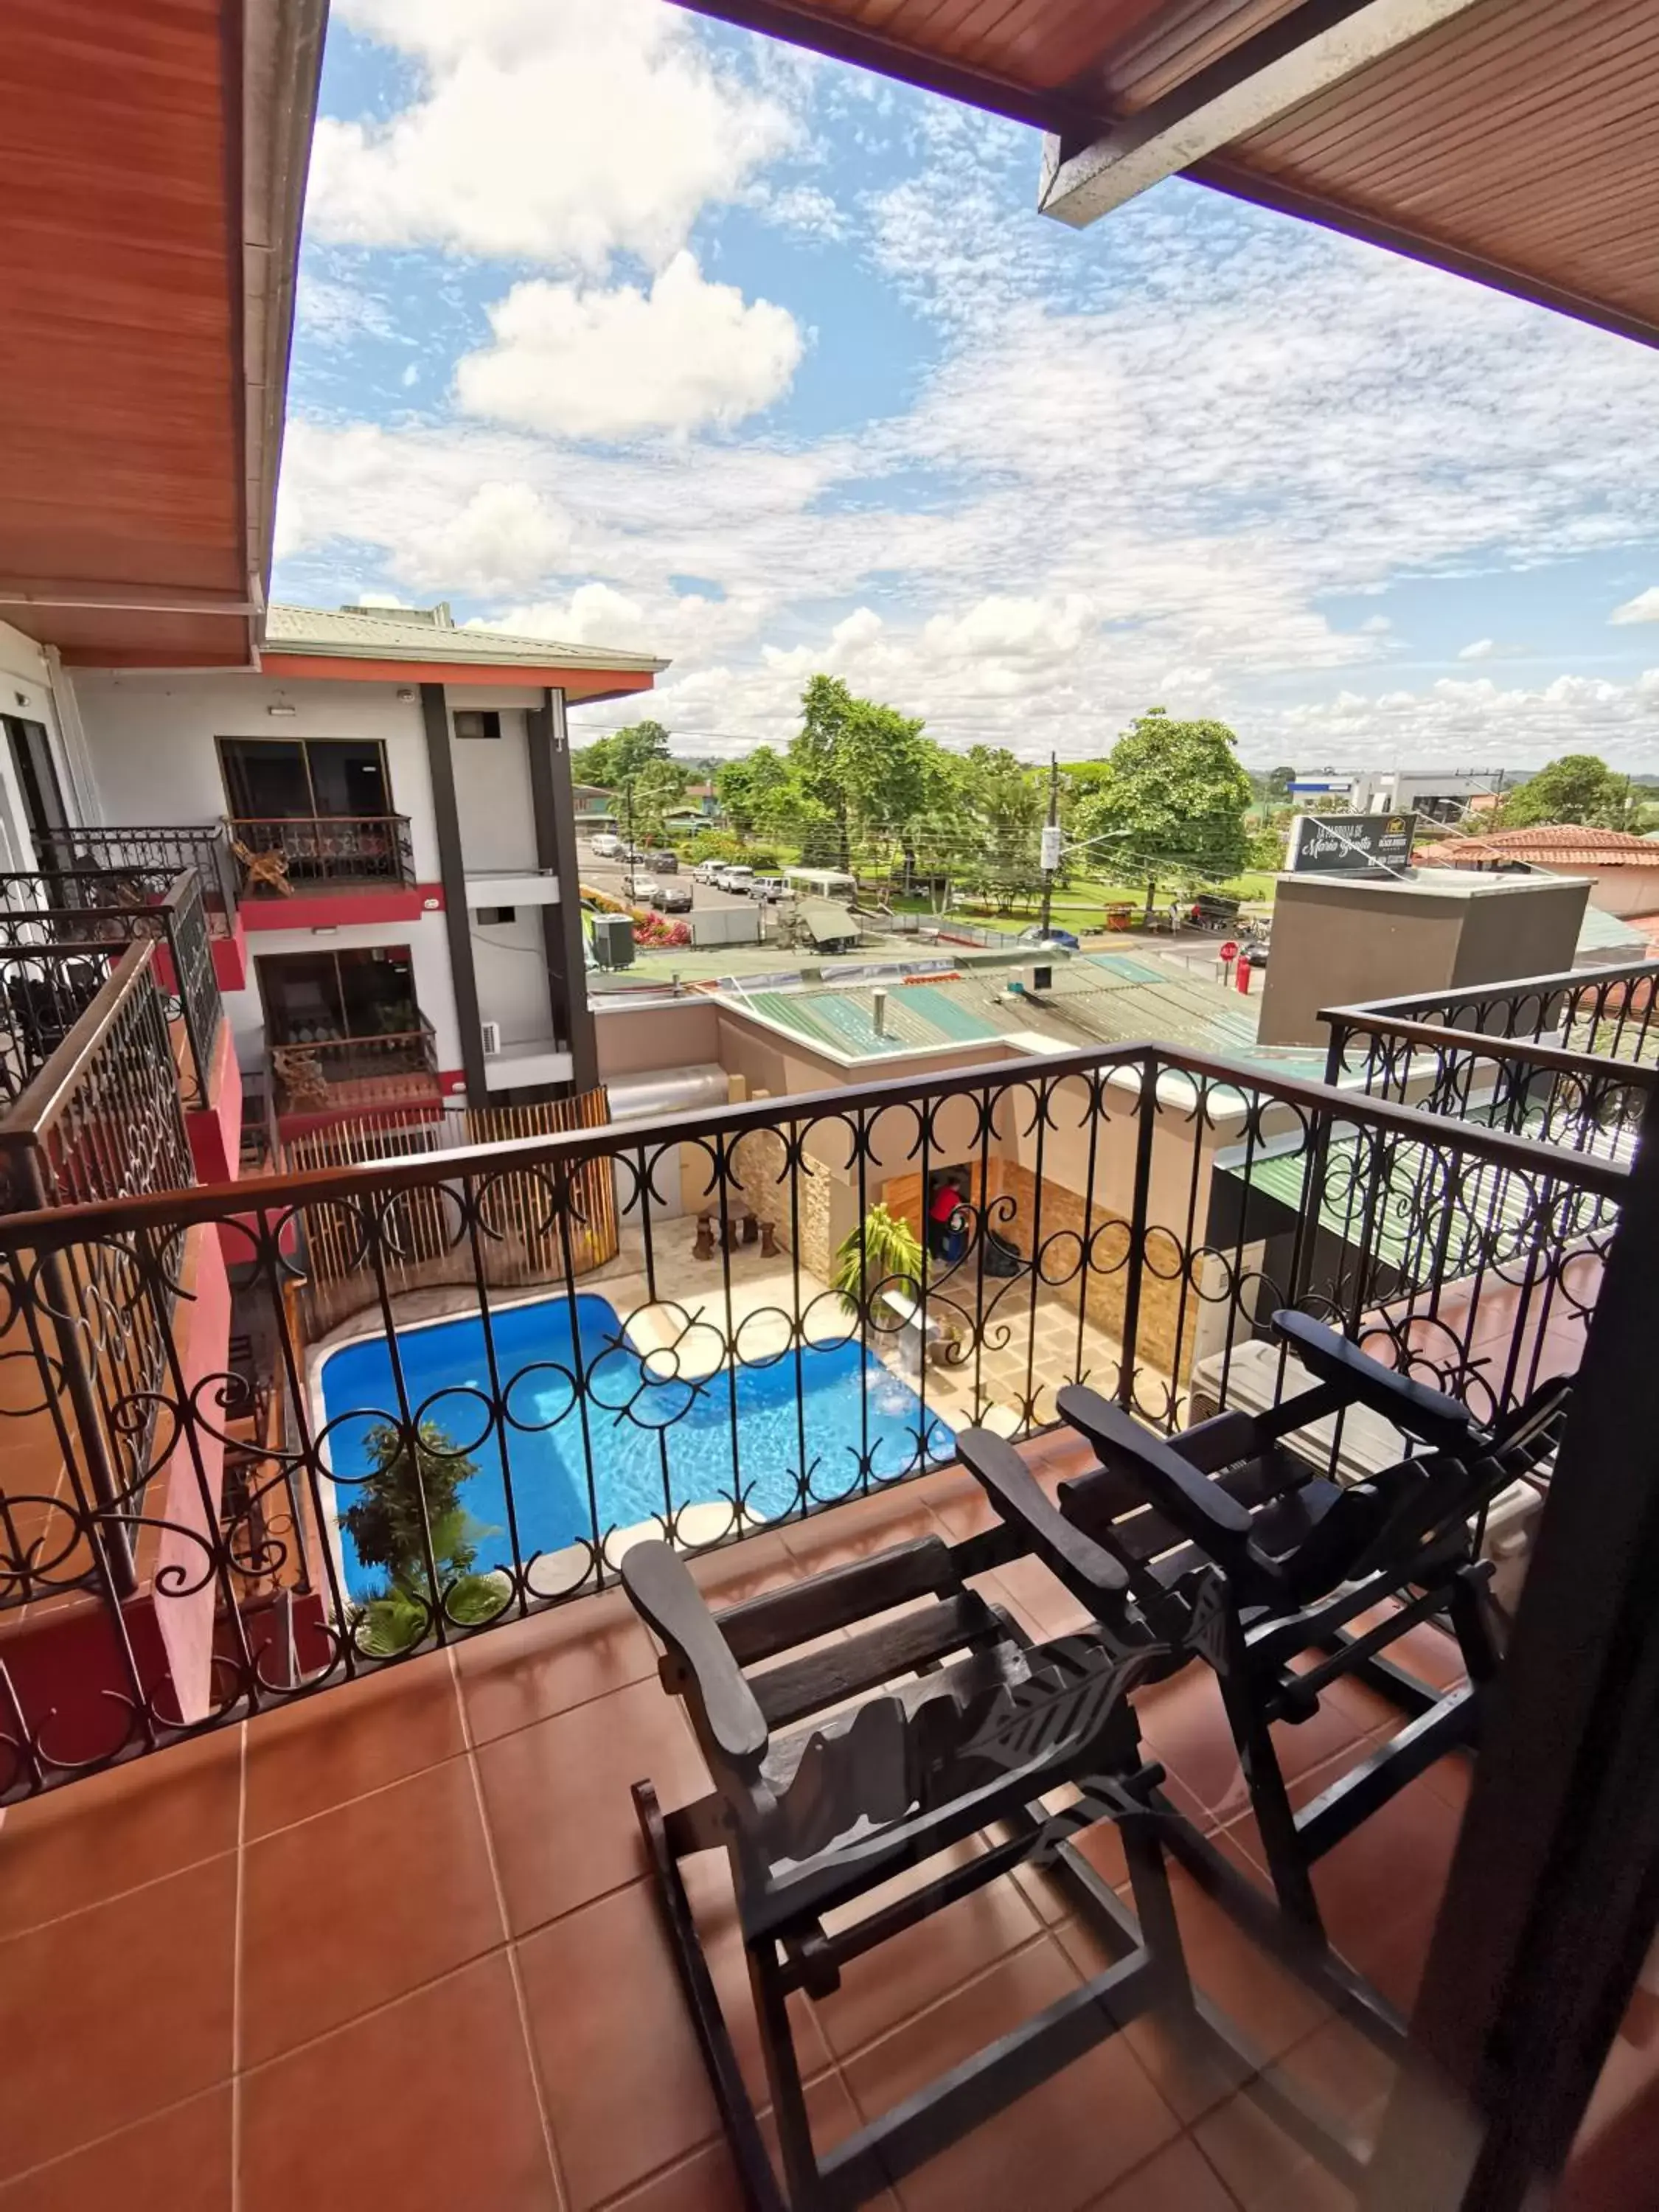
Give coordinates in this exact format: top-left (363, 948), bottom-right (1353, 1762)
top-left (1287, 811), bottom-right (1418, 875)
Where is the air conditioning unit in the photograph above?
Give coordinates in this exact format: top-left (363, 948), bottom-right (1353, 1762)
top-left (480, 1020), bottom-right (503, 1055)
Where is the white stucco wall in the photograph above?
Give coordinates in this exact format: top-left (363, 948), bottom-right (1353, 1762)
top-left (66, 670), bottom-right (443, 879)
top-left (0, 621), bottom-right (85, 870)
top-left (450, 704), bottom-right (540, 875)
top-left (470, 908), bottom-right (556, 1047)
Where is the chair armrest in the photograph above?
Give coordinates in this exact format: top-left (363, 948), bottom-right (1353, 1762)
top-left (1057, 1385), bottom-right (1256, 1557)
top-left (1271, 1310), bottom-right (1475, 1450)
top-left (956, 1426), bottom-right (1131, 1611)
top-left (621, 1542), bottom-right (769, 1770)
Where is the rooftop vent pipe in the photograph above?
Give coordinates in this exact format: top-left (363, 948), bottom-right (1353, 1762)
top-left (872, 988), bottom-right (888, 1036)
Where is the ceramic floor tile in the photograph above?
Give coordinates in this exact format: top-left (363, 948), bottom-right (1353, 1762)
top-left (1085, 2136), bottom-right (1240, 2211)
top-left (0, 2087), bottom-right (232, 2212)
top-left (810, 1848), bottom-right (1046, 2062)
top-left (0, 1728), bottom-right (241, 1938)
top-left (240, 1756), bottom-right (503, 2066)
top-left (0, 1854), bottom-right (237, 2183)
top-left (239, 1953), bottom-right (554, 2212)
top-left (842, 1938), bottom-right (1181, 2212)
top-left (242, 1655), bottom-right (465, 1839)
top-left (455, 1585), bottom-right (658, 1744)
top-left (476, 1677), bottom-right (709, 1935)
top-left (518, 1880), bottom-right (723, 2209)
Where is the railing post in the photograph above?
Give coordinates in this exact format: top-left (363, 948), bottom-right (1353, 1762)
top-left (1115, 1049), bottom-right (1158, 1412)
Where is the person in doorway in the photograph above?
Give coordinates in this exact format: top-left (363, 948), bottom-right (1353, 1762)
top-left (929, 1175), bottom-right (967, 1265)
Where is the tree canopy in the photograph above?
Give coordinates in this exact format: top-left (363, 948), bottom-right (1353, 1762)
top-left (1071, 709), bottom-right (1251, 916)
top-left (569, 718), bottom-right (672, 790)
top-left (1494, 754), bottom-right (1635, 832)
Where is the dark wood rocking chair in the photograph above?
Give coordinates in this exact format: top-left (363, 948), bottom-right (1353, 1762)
top-left (622, 1502), bottom-right (1370, 2211)
top-left (959, 1307), bottom-right (1573, 1951)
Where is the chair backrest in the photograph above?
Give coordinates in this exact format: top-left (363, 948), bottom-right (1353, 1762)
top-left (1339, 1374), bottom-right (1576, 1585)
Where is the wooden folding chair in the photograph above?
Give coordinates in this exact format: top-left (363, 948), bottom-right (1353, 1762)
top-left (960, 1307), bottom-right (1573, 1944)
top-left (622, 1505), bottom-right (1368, 2210)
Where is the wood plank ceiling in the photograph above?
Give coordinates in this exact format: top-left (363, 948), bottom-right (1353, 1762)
top-left (0, 0), bottom-right (253, 666)
top-left (674, 0), bottom-right (1659, 347)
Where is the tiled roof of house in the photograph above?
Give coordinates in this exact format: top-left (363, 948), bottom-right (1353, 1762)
top-left (1417, 824), bottom-right (1659, 868)
top-left (264, 603), bottom-right (667, 673)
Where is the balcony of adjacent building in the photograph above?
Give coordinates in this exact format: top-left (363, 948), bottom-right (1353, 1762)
top-left (0, 955), bottom-right (1652, 2209)
top-left (252, 943), bottom-right (444, 1141)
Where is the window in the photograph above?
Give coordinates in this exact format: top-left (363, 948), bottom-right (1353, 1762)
top-left (257, 945), bottom-right (418, 1043)
top-left (219, 736), bottom-right (392, 820)
top-left (4, 716), bottom-right (68, 841)
top-left (453, 710), bottom-right (501, 741)
top-left (475, 905), bottom-right (517, 925)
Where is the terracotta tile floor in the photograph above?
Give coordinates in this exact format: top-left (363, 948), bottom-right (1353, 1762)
top-left (0, 1457), bottom-right (1465, 2212)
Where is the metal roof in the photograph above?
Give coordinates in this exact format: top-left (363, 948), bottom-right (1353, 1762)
top-left (738, 985), bottom-right (1006, 1060)
top-left (262, 604), bottom-right (667, 674)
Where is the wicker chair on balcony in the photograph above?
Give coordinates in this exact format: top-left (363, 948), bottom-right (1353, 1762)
top-left (959, 1309), bottom-right (1573, 1948)
top-left (271, 1046), bottom-right (330, 1112)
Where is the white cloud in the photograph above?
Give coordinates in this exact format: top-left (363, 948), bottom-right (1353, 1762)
top-left (400, 364), bottom-right (420, 390)
top-left (454, 255), bottom-right (802, 439)
top-left (1612, 586), bottom-right (1659, 625)
top-left (1458, 638), bottom-right (1495, 660)
top-left (386, 480), bottom-right (572, 597)
top-left (307, 0), bottom-right (793, 270)
top-left (1280, 668), bottom-right (1659, 760)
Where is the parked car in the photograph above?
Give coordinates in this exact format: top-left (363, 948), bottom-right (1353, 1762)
top-left (749, 876), bottom-right (787, 902)
top-left (651, 883), bottom-right (693, 914)
top-left (692, 860), bottom-right (725, 885)
top-left (1018, 924), bottom-right (1080, 952)
top-left (624, 874), bottom-right (659, 904)
top-left (716, 865), bottom-right (756, 894)
top-left (589, 832), bottom-right (622, 860)
top-left (650, 851), bottom-right (679, 874)
top-left (1241, 940), bottom-right (1269, 969)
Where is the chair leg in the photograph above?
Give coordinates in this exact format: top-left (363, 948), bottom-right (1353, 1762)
top-left (1217, 1657), bottom-right (1326, 1940)
top-left (1447, 1565), bottom-right (1501, 1686)
top-left (746, 1933), bottom-right (824, 2211)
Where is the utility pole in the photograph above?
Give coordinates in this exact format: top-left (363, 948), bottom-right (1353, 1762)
top-left (1038, 751), bottom-right (1061, 939)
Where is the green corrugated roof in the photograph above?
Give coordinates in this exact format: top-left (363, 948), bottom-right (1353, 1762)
top-left (1239, 1124), bottom-right (1620, 1276)
top-left (740, 984), bottom-right (1005, 1060)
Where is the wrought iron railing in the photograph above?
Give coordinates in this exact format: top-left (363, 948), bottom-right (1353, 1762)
top-left (1326, 957), bottom-right (1659, 1068)
top-left (268, 1025), bottom-right (441, 1117)
top-left (227, 814), bottom-right (416, 894)
top-left (0, 870), bottom-right (223, 1110)
top-left (0, 940), bottom-right (195, 1608)
top-left (38, 824), bottom-right (240, 933)
top-left (0, 1038), bottom-right (1624, 1799)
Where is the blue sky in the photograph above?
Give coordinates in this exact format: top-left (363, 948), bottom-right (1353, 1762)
top-left (274, 0), bottom-right (1659, 771)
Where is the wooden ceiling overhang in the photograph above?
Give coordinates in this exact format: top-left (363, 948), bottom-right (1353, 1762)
top-left (675, 0), bottom-right (1659, 349)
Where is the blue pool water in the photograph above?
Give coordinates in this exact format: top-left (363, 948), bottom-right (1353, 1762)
top-left (317, 1292), bottom-right (956, 1600)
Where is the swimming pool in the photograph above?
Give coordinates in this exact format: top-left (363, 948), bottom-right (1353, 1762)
top-left (316, 1292), bottom-right (956, 1601)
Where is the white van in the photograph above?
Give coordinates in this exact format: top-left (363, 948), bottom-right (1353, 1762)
top-left (717, 866), bottom-right (756, 895)
top-left (590, 832), bottom-right (622, 860)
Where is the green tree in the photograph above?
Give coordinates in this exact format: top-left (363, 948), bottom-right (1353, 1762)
top-left (570, 718), bottom-right (673, 792)
top-left (715, 745), bottom-right (791, 838)
top-left (344, 1419), bottom-right (502, 1653)
top-left (831, 1203), bottom-right (923, 1319)
top-left (1495, 754), bottom-right (1635, 831)
top-left (627, 756), bottom-right (689, 845)
top-left (960, 746), bottom-right (1043, 908)
top-left (789, 676), bottom-right (858, 869)
top-left (1074, 708), bottom-right (1251, 922)
top-left (1266, 764), bottom-right (1297, 801)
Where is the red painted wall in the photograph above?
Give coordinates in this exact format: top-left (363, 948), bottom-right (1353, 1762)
top-left (240, 884), bottom-right (445, 932)
top-left (186, 1022), bottom-right (243, 1185)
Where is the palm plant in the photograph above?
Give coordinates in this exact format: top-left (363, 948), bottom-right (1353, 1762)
top-left (344, 1419), bottom-right (505, 1654)
top-left (831, 1203), bottom-right (924, 1319)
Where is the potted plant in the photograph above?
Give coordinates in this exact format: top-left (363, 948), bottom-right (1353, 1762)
top-left (344, 1418), bottom-right (504, 1654)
